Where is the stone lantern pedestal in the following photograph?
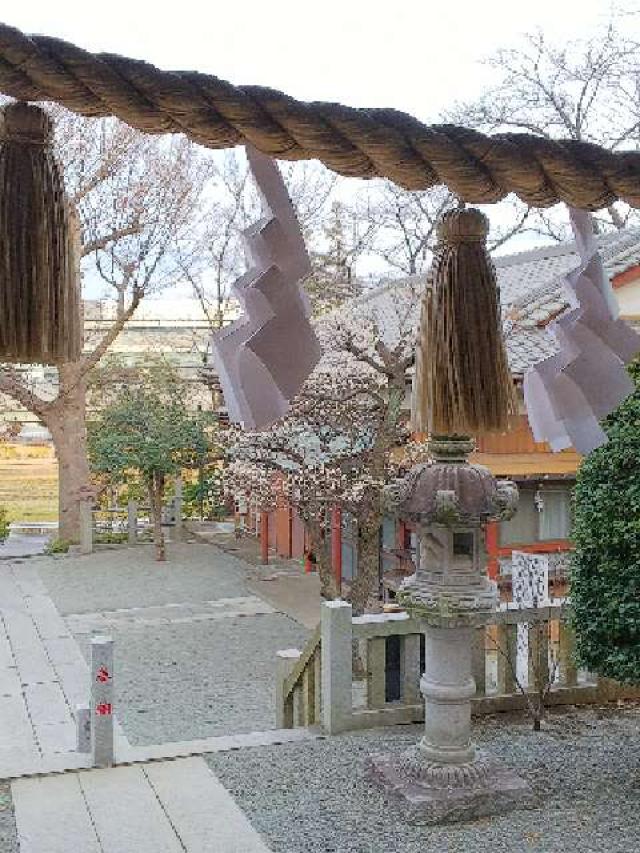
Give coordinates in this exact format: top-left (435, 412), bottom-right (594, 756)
top-left (368, 437), bottom-right (534, 824)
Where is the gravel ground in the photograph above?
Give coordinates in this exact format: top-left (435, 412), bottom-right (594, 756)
top-left (0, 783), bottom-right (17, 853)
top-left (73, 611), bottom-right (309, 744)
top-left (207, 705), bottom-right (640, 853)
top-left (37, 542), bottom-right (251, 614)
top-left (36, 543), bottom-right (310, 744)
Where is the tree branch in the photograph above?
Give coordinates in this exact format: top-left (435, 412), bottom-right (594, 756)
top-left (0, 368), bottom-right (50, 418)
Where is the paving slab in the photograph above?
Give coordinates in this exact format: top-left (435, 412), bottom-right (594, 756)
top-left (79, 764), bottom-right (184, 853)
top-left (23, 682), bottom-right (70, 726)
top-left (145, 757), bottom-right (271, 852)
top-left (12, 773), bottom-right (101, 853)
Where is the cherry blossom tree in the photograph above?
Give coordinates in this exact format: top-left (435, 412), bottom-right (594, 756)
top-left (228, 277), bottom-right (425, 612)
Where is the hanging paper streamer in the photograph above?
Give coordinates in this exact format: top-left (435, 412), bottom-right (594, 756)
top-left (523, 209), bottom-right (640, 455)
top-left (210, 147), bottom-right (321, 430)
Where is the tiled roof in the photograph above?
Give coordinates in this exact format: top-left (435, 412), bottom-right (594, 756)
top-left (347, 227), bottom-right (640, 376)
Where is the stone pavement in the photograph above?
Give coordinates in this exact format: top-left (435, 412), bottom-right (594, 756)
top-left (0, 534), bottom-right (48, 559)
top-left (247, 569), bottom-right (322, 631)
top-left (0, 544), bottom-right (321, 851)
top-left (0, 559), bottom-right (129, 778)
top-left (12, 756), bottom-right (271, 852)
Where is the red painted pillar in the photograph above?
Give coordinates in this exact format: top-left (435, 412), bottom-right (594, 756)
top-left (485, 521), bottom-right (499, 580)
top-left (260, 511), bottom-right (269, 564)
top-left (331, 506), bottom-right (343, 591)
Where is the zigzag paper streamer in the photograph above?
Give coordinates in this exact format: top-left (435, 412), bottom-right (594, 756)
top-left (210, 147), bottom-right (321, 430)
top-left (524, 209), bottom-right (640, 455)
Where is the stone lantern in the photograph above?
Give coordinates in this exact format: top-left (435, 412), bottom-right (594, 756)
top-left (369, 436), bottom-right (533, 823)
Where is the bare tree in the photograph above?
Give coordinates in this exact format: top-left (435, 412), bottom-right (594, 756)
top-left (0, 110), bottom-right (211, 540)
top-left (447, 19), bottom-right (640, 237)
top-left (178, 150), bottom-right (339, 327)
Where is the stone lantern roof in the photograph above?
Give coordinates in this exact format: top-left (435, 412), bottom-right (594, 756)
top-left (386, 437), bottom-right (518, 526)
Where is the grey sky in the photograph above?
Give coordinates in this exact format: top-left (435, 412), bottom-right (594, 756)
top-left (4, 2), bottom-right (637, 299)
top-left (5, 1), bottom-right (630, 121)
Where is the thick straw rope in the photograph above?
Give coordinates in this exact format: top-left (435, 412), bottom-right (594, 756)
top-left (0, 23), bottom-right (639, 209)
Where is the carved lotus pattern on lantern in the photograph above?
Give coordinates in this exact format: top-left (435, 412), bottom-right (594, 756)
top-left (385, 437), bottom-right (518, 527)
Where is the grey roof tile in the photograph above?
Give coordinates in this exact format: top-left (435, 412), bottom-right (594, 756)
top-left (341, 227), bottom-right (640, 376)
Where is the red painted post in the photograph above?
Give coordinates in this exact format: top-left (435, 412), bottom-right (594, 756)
top-left (331, 506), bottom-right (343, 590)
top-left (260, 511), bottom-right (269, 564)
top-left (485, 521), bottom-right (499, 580)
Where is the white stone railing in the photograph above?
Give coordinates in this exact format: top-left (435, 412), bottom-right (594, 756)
top-left (276, 601), bottom-right (640, 734)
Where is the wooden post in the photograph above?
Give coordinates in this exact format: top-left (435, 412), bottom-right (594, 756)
top-left (127, 500), bottom-right (137, 546)
top-left (528, 619), bottom-right (550, 692)
top-left (331, 506), bottom-right (342, 591)
top-left (496, 622), bottom-right (518, 695)
top-left (558, 620), bottom-right (578, 687)
top-left (260, 511), bottom-right (269, 564)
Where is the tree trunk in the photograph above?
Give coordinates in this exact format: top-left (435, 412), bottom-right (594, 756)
top-left (350, 519), bottom-right (382, 616)
top-left (148, 473), bottom-right (166, 561)
top-left (307, 519), bottom-right (337, 600)
top-left (45, 365), bottom-right (90, 543)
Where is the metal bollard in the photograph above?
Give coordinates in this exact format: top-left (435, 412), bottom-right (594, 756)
top-left (91, 635), bottom-right (115, 767)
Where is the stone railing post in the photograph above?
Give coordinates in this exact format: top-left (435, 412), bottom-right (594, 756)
top-left (275, 649), bottom-right (301, 729)
top-left (321, 600), bottom-right (352, 734)
top-left (91, 635), bottom-right (115, 767)
top-left (79, 499), bottom-right (93, 555)
top-left (127, 500), bottom-right (137, 546)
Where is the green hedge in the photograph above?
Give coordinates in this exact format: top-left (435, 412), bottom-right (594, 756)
top-left (571, 362), bottom-right (640, 683)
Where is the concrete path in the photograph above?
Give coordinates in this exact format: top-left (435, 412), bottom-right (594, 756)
top-left (0, 560), bottom-right (129, 778)
top-left (12, 756), bottom-right (271, 852)
top-left (0, 533), bottom-right (48, 559)
top-left (248, 569), bottom-right (322, 630)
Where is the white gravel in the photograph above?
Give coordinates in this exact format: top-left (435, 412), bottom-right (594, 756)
top-left (207, 705), bottom-right (640, 853)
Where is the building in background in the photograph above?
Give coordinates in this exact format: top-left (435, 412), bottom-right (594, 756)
top-left (263, 227), bottom-right (640, 595)
top-left (0, 297), bottom-right (238, 437)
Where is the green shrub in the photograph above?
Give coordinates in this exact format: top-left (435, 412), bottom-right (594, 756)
top-left (571, 361), bottom-right (640, 683)
top-left (94, 531), bottom-right (128, 545)
top-left (44, 537), bottom-right (72, 555)
top-left (0, 507), bottom-right (9, 542)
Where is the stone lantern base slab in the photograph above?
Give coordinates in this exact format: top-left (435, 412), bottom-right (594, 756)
top-left (367, 748), bottom-right (535, 825)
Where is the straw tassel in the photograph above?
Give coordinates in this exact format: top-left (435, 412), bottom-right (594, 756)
top-left (0, 101), bottom-right (80, 364)
top-left (413, 208), bottom-right (515, 435)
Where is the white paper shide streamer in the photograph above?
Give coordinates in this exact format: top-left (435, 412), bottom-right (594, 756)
top-left (210, 147), bottom-right (321, 430)
top-left (523, 209), bottom-right (640, 455)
